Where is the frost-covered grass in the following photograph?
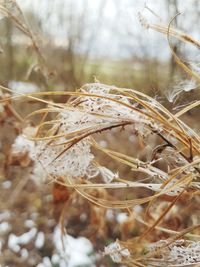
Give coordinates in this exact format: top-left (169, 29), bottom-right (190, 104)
top-left (1, 79), bottom-right (199, 266)
top-left (0, 2), bottom-right (200, 266)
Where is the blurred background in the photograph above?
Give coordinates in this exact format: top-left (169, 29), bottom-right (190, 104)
top-left (0, 0), bottom-right (199, 95)
top-left (0, 1), bottom-right (200, 266)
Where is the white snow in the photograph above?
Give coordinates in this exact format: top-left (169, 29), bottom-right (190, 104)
top-left (8, 81), bottom-right (39, 94)
top-left (8, 227), bottom-right (37, 253)
top-left (24, 219), bottom-right (36, 228)
top-left (53, 226), bottom-right (94, 267)
top-left (116, 213), bottom-right (128, 224)
top-left (0, 222), bottom-right (12, 234)
top-left (11, 135), bottom-right (35, 154)
top-left (0, 211), bottom-right (11, 222)
top-left (35, 231), bottom-right (45, 249)
top-left (106, 209), bottom-right (115, 221)
top-left (20, 248), bottom-right (29, 259)
top-left (2, 180), bottom-right (12, 189)
top-left (42, 257), bottom-right (52, 267)
top-left (51, 253), bottom-right (60, 264)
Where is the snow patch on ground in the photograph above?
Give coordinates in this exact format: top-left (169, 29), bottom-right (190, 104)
top-left (9, 81), bottom-right (39, 94)
top-left (8, 227), bottom-right (37, 253)
top-left (53, 225), bottom-right (94, 267)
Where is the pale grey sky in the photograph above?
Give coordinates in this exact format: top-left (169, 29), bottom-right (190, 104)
top-left (15, 0), bottom-right (200, 60)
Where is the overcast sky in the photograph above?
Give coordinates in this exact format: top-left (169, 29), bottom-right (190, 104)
top-left (13, 0), bottom-right (200, 60)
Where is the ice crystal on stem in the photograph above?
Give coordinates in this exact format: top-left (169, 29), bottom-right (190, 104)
top-left (21, 83), bottom-right (145, 182)
top-left (104, 241), bottom-right (130, 263)
top-left (147, 240), bottom-right (200, 267)
top-left (32, 138), bottom-right (93, 179)
top-left (10, 83), bottom-right (200, 197)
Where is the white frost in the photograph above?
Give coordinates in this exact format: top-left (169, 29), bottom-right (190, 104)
top-left (104, 241), bottom-right (130, 263)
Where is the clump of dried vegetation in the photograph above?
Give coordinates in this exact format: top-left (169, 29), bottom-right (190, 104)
top-left (0, 2), bottom-right (200, 267)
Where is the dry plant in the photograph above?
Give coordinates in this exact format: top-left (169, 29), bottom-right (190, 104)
top-left (1, 7), bottom-right (200, 267)
top-left (1, 78), bottom-right (200, 266)
top-left (0, 0), bottom-right (52, 82)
